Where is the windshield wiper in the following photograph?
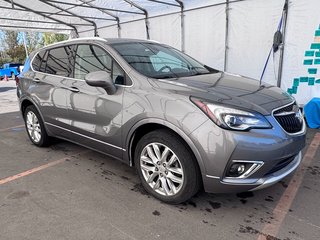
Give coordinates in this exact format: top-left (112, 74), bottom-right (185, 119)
top-left (156, 75), bottom-right (177, 79)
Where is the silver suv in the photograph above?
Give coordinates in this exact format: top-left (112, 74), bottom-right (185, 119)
top-left (17, 37), bottom-right (306, 203)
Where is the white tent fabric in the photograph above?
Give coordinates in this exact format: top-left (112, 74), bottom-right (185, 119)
top-left (184, 4), bottom-right (226, 71)
top-left (281, 0), bottom-right (320, 105)
top-left (227, 0), bottom-right (285, 82)
top-left (1, 0), bottom-right (320, 104)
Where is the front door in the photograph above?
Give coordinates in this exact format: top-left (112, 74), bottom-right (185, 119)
top-left (64, 44), bottom-right (126, 160)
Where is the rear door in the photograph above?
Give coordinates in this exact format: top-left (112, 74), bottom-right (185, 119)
top-left (63, 43), bottom-right (126, 160)
top-left (30, 45), bottom-right (76, 137)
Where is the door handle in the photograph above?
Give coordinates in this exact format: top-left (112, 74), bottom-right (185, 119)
top-left (33, 78), bottom-right (40, 83)
top-left (67, 87), bottom-right (80, 93)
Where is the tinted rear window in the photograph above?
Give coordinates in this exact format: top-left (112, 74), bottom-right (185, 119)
top-left (32, 50), bottom-right (46, 72)
top-left (45, 45), bottom-right (74, 77)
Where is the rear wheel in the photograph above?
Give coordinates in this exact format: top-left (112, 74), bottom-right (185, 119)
top-left (24, 105), bottom-right (51, 147)
top-left (134, 129), bottom-right (201, 204)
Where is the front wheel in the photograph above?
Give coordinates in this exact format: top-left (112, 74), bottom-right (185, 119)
top-left (134, 129), bottom-right (201, 204)
top-left (24, 105), bottom-right (51, 147)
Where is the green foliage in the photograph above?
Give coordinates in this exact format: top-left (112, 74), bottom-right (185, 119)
top-left (25, 32), bottom-right (44, 52)
top-left (0, 30), bottom-right (26, 64)
top-left (0, 31), bottom-right (69, 65)
top-left (43, 33), bottom-right (68, 45)
top-left (0, 52), bottom-right (11, 66)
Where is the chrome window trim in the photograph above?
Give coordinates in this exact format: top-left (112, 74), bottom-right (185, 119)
top-left (271, 101), bottom-right (306, 136)
top-left (30, 40), bottom-right (134, 88)
top-left (46, 122), bottom-right (126, 151)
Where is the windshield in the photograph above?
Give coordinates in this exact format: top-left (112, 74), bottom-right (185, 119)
top-left (111, 42), bottom-right (217, 79)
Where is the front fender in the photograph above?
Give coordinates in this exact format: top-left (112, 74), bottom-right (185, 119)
top-left (124, 118), bottom-right (206, 175)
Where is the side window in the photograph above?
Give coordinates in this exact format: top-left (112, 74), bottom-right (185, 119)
top-left (112, 61), bottom-right (125, 85)
top-left (45, 46), bottom-right (74, 77)
top-left (32, 50), bottom-right (47, 72)
top-left (75, 44), bottom-right (112, 80)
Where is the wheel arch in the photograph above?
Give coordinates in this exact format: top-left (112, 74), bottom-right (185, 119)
top-left (126, 119), bottom-right (206, 175)
top-left (20, 97), bottom-right (52, 136)
top-left (21, 98), bottom-right (34, 115)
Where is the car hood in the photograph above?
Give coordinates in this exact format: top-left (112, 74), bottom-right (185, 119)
top-left (159, 72), bottom-right (294, 115)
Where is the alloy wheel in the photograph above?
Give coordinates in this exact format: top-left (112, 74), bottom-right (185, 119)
top-left (140, 143), bottom-right (184, 196)
top-left (26, 111), bottom-right (42, 143)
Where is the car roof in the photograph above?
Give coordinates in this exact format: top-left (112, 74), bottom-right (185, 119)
top-left (30, 37), bottom-right (160, 56)
top-left (43, 37), bottom-right (157, 49)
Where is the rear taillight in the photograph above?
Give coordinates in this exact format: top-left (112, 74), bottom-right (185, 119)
top-left (15, 76), bottom-right (20, 86)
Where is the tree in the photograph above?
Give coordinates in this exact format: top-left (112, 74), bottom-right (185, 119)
top-left (3, 30), bottom-right (19, 51)
top-left (1, 30), bottom-right (26, 63)
top-left (25, 32), bottom-right (44, 52)
top-left (43, 32), bottom-right (68, 45)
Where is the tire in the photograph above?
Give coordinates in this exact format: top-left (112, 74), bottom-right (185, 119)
top-left (11, 72), bottom-right (15, 80)
top-left (134, 129), bottom-right (201, 204)
top-left (24, 105), bottom-right (51, 147)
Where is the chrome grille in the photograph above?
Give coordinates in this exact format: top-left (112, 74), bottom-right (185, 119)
top-left (273, 103), bottom-right (303, 134)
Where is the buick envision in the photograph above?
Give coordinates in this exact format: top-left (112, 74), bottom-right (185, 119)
top-left (17, 38), bottom-right (306, 203)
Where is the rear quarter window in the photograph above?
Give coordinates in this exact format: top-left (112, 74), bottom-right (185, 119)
top-left (32, 50), bottom-right (47, 72)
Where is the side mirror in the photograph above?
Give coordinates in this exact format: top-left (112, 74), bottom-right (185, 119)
top-left (85, 71), bottom-right (116, 95)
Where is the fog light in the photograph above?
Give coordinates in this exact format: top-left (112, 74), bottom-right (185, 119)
top-left (226, 161), bottom-right (264, 178)
top-left (228, 163), bottom-right (246, 177)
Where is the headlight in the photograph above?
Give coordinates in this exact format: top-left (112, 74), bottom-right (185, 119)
top-left (191, 97), bottom-right (272, 131)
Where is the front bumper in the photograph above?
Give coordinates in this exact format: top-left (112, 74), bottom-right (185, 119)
top-left (202, 151), bottom-right (301, 193)
top-left (189, 115), bottom-right (306, 193)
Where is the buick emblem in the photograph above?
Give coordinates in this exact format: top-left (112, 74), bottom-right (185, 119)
top-left (293, 105), bottom-right (303, 123)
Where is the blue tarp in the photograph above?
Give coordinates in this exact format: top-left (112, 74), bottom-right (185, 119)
top-left (304, 98), bottom-right (320, 128)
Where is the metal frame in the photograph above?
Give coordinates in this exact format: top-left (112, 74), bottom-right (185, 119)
top-left (45, 0), bottom-right (144, 15)
top-left (2, 0), bottom-right (79, 36)
top-left (175, 0), bottom-right (185, 52)
top-left (77, 0), bottom-right (121, 38)
top-left (277, 0), bottom-right (289, 88)
top-left (224, 0), bottom-right (230, 72)
top-left (147, 0), bottom-right (180, 7)
top-left (45, 0), bottom-right (94, 18)
top-left (123, 0), bottom-right (150, 40)
top-left (0, 16), bottom-right (92, 26)
top-left (0, 5), bottom-right (115, 21)
top-left (146, 0), bottom-right (184, 51)
top-left (0, 24), bottom-right (72, 31)
top-left (37, 0), bottom-right (98, 36)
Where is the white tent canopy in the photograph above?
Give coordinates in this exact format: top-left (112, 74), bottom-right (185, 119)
top-left (1, 0), bottom-right (320, 105)
top-left (0, 0), bottom-right (214, 36)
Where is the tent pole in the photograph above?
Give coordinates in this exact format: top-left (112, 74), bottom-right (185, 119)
top-left (23, 32), bottom-right (29, 58)
top-left (0, 5), bottom-right (115, 21)
top-left (45, 0), bottom-right (144, 15)
top-left (38, 0), bottom-right (98, 37)
top-left (3, 0), bottom-right (79, 36)
top-left (175, 1), bottom-right (185, 52)
top-left (77, 0), bottom-right (121, 38)
top-left (277, 0), bottom-right (289, 88)
top-left (224, 0), bottom-right (230, 72)
top-left (0, 17), bottom-right (91, 26)
top-left (123, 0), bottom-right (150, 40)
top-left (147, 0), bottom-right (180, 7)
